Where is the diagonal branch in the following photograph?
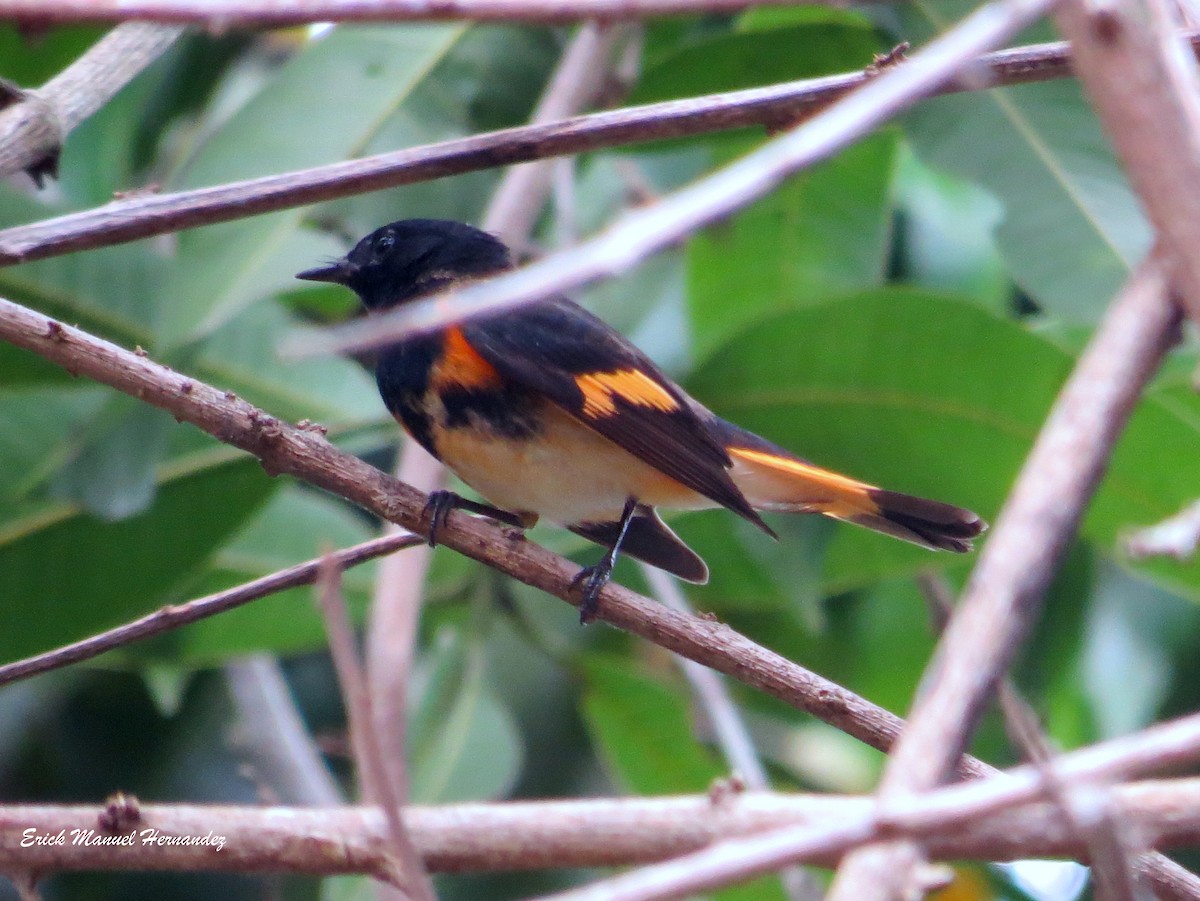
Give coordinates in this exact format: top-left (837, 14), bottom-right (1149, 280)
top-left (317, 558), bottom-right (434, 899)
top-left (0, 22), bottom-right (184, 183)
top-left (1056, 0), bottom-right (1200, 323)
top-left (6, 33), bottom-right (1194, 266)
top-left (822, 255), bottom-right (1180, 901)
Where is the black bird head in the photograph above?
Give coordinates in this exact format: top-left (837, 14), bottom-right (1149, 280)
top-left (296, 218), bottom-right (512, 311)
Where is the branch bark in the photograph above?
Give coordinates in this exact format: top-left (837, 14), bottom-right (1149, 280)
top-left (0, 0), bottom-right (846, 26)
top-left (4, 32), bottom-right (1187, 266)
top-left (2, 770), bottom-right (1199, 879)
top-left (1056, 0), bottom-right (1200, 323)
top-left (0, 22), bottom-right (184, 183)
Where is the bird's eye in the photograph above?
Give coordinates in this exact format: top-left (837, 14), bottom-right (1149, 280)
top-left (374, 232), bottom-right (395, 254)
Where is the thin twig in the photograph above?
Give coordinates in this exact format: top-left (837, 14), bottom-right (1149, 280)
top-left (225, 654), bottom-right (344, 807)
top-left (482, 21), bottom-right (623, 244)
top-left (642, 565), bottom-right (823, 901)
top-left (0, 531), bottom-right (422, 688)
top-left (998, 689), bottom-right (1143, 901)
top-left (0, 0), bottom-right (842, 26)
top-left (6, 33), bottom-right (1191, 266)
top-left (0, 22), bottom-right (184, 183)
top-left (1125, 498), bottom-right (1200, 559)
top-left (823, 256), bottom-right (1180, 901)
top-left (641, 567), bottom-right (773, 793)
top-left (290, 0), bottom-right (1063, 358)
top-left (316, 556), bottom-right (434, 899)
top-left (365, 443), bottom-right (444, 806)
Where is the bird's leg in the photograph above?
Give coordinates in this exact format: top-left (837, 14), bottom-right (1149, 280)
top-left (572, 496), bottom-right (638, 625)
top-left (422, 490), bottom-right (536, 547)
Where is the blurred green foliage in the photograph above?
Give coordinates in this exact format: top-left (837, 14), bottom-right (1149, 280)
top-left (1, 6), bottom-right (1197, 900)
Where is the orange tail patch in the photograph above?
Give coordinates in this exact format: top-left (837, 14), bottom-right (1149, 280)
top-left (728, 446), bottom-right (985, 552)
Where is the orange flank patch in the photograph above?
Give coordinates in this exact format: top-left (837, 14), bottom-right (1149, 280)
top-left (432, 326), bottom-right (501, 390)
top-left (728, 446), bottom-right (880, 517)
top-left (575, 368), bottom-right (679, 419)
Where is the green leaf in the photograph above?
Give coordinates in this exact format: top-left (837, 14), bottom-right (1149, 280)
top-left (193, 300), bottom-right (381, 425)
top-left (0, 385), bottom-right (108, 501)
top-left (0, 24), bottom-right (105, 85)
top-left (893, 144), bottom-right (1010, 311)
top-left (320, 24), bottom-right (558, 235)
top-left (48, 399), bottom-right (174, 519)
top-left (409, 627), bottom-right (523, 802)
top-left (684, 290), bottom-right (1200, 599)
top-left (580, 654), bottom-right (724, 794)
top-left (152, 487), bottom-right (376, 663)
top-left (633, 20), bottom-right (878, 102)
top-left (160, 24), bottom-right (467, 346)
top-left (0, 453), bottom-right (276, 662)
top-left (900, 2), bottom-right (1149, 321)
top-left (1083, 561), bottom-right (1200, 737)
top-left (688, 132), bottom-right (897, 359)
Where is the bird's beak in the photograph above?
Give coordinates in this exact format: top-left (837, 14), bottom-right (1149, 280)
top-left (296, 259), bottom-right (354, 284)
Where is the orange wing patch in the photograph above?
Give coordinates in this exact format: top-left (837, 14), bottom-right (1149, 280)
top-left (575, 368), bottom-right (679, 419)
top-left (432, 326), bottom-right (502, 390)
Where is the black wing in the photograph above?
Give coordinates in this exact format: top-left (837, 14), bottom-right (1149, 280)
top-left (461, 297), bottom-right (771, 534)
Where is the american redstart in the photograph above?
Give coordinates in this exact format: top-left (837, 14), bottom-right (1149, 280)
top-left (298, 218), bottom-right (985, 621)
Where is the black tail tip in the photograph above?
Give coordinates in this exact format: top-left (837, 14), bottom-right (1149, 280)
top-left (868, 489), bottom-right (987, 553)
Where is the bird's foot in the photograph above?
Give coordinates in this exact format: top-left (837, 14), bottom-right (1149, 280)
top-left (571, 558), bottom-right (614, 625)
top-left (421, 490), bottom-right (536, 547)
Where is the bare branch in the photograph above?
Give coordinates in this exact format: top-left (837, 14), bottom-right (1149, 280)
top-left (364, 442), bottom-right (443, 810)
top-left (0, 0), bottom-right (846, 27)
top-left (823, 255), bottom-right (1180, 901)
top-left (0, 531), bottom-right (422, 688)
top-left (1056, 0), bottom-right (1200, 323)
top-left (316, 557), bottom-right (434, 899)
top-left (642, 565), bottom-right (824, 901)
top-left (288, 0), bottom-right (1062, 358)
top-left (3, 33), bottom-right (1182, 266)
top-left (1, 777), bottom-right (1200, 878)
top-left (533, 711), bottom-right (1200, 901)
top-left (225, 655), bottom-right (345, 807)
top-left (1125, 497), bottom-right (1200, 560)
top-left (0, 23), bottom-right (184, 183)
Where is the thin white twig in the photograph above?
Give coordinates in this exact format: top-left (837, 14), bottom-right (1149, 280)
top-left (225, 654), bottom-right (344, 807)
top-left (317, 557), bottom-right (434, 900)
top-left (642, 565), bottom-right (823, 901)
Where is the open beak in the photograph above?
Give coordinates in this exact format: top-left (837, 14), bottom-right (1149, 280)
top-left (296, 259), bottom-right (353, 284)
